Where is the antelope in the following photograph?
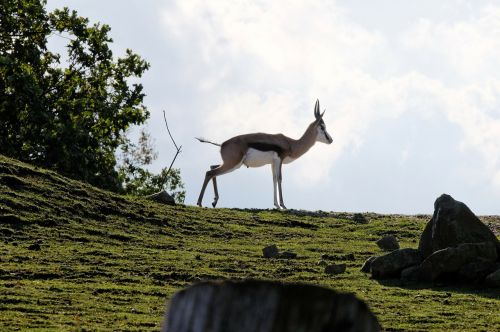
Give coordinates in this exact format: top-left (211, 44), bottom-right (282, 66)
top-left (196, 99), bottom-right (333, 209)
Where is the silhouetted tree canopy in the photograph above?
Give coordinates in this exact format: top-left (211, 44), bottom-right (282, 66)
top-left (1, 0), bottom-right (150, 191)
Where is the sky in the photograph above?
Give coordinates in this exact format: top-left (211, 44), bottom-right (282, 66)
top-left (46, 0), bottom-right (500, 215)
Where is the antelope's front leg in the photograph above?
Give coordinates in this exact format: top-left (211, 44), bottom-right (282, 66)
top-left (271, 160), bottom-right (280, 209)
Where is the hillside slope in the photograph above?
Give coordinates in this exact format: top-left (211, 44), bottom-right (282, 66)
top-left (0, 154), bottom-right (499, 331)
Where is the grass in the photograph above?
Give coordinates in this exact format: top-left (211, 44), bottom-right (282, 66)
top-left (0, 154), bottom-right (499, 331)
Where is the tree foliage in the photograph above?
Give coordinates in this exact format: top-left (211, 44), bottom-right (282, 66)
top-left (0, 0), bottom-right (152, 191)
top-left (117, 130), bottom-right (186, 203)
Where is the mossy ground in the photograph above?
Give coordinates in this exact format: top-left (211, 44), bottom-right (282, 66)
top-left (0, 155), bottom-right (499, 331)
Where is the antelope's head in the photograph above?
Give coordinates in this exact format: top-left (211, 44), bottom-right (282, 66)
top-left (313, 99), bottom-right (333, 144)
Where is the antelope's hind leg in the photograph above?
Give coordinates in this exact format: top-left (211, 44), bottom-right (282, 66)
top-left (197, 161), bottom-right (242, 208)
top-left (197, 171), bottom-right (212, 207)
top-left (210, 165), bottom-right (220, 207)
top-left (277, 160), bottom-right (287, 209)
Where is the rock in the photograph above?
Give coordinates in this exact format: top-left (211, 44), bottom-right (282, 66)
top-left (325, 263), bottom-right (346, 275)
top-left (279, 251), bottom-right (297, 259)
top-left (485, 269), bottom-right (500, 287)
top-left (147, 190), bottom-right (175, 205)
top-left (262, 244), bottom-right (279, 258)
top-left (458, 260), bottom-right (499, 282)
top-left (371, 248), bottom-right (423, 279)
top-left (420, 242), bottom-right (498, 282)
top-left (376, 235), bottom-right (400, 251)
top-left (400, 265), bottom-right (422, 281)
top-left (28, 243), bottom-right (41, 251)
top-left (361, 256), bottom-right (377, 273)
top-left (162, 280), bottom-right (380, 332)
top-left (418, 194), bottom-right (500, 258)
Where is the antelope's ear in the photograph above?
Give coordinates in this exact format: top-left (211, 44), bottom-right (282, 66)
top-left (314, 109), bottom-right (326, 125)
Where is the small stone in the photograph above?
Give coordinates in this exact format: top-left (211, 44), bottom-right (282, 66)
top-left (376, 235), bottom-right (400, 251)
top-left (28, 243), bottom-right (41, 251)
top-left (147, 190), bottom-right (175, 205)
top-left (361, 256), bottom-right (377, 273)
top-left (325, 263), bottom-right (346, 275)
top-left (263, 244), bottom-right (279, 258)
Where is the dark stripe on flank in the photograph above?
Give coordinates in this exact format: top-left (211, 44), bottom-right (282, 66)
top-left (248, 142), bottom-right (283, 154)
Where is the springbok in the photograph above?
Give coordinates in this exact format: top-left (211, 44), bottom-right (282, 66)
top-left (196, 99), bottom-right (333, 209)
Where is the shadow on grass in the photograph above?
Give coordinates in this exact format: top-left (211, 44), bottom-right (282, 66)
top-left (374, 277), bottom-right (500, 300)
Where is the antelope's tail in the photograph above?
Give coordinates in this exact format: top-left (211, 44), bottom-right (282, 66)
top-left (195, 137), bottom-right (221, 147)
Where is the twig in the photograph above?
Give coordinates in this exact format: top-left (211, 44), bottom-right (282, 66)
top-left (163, 110), bottom-right (182, 177)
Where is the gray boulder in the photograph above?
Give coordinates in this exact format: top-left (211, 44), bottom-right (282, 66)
top-left (371, 248), bottom-right (423, 279)
top-left (418, 194), bottom-right (500, 258)
top-left (420, 242), bottom-right (498, 282)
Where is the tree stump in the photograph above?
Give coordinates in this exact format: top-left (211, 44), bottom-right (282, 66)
top-left (162, 280), bottom-right (380, 332)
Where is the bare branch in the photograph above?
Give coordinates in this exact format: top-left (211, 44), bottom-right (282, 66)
top-left (163, 110), bottom-right (182, 177)
top-left (163, 110), bottom-right (180, 151)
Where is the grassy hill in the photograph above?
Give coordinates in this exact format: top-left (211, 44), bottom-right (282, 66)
top-left (0, 154), bottom-right (499, 331)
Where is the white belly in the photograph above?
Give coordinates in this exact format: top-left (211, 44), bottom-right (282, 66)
top-left (283, 156), bottom-right (295, 164)
top-left (243, 148), bottom-right (277, 168)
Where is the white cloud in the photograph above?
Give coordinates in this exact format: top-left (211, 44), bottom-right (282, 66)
top-left (403, 5), bottom-right (500, 80)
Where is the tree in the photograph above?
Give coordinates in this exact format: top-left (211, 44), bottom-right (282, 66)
top-left (0, 0), bottom-right (150, 191)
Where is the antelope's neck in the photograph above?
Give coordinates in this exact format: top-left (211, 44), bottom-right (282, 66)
top-left (290, 123), bottom-right (317, 159)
